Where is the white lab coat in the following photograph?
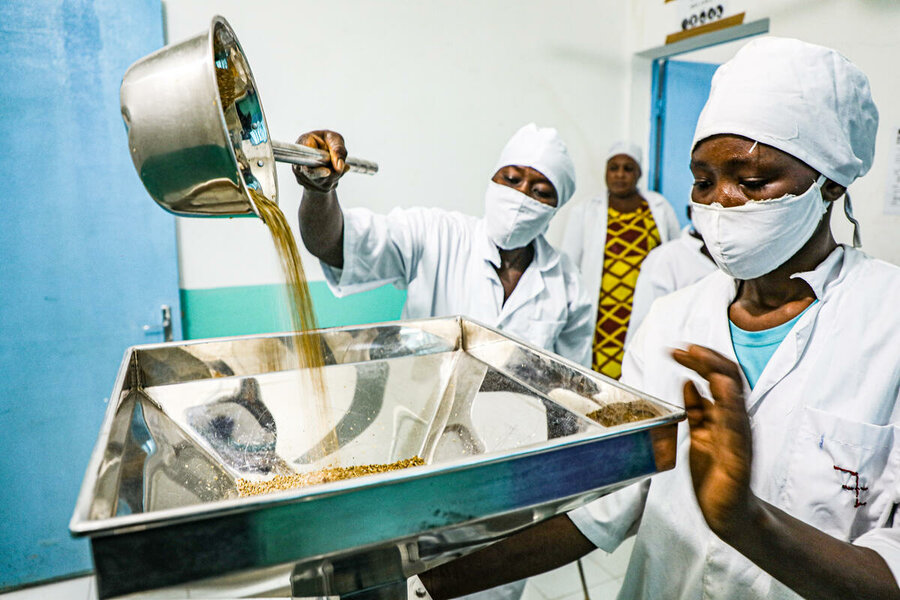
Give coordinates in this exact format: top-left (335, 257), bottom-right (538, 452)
top-left (322, 206), bottom-right (594, 366)
top-left (625, 225), bottom-right (716, 345)
top-left (569, 246), bottom-right (900, 599)
top-left (560, 191), bottom-right (681, 320)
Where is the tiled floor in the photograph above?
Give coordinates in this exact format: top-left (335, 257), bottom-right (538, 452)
top-left (0, 539), bottom-right (631, 600)
top-left (523, 538), bottom-right (631, 600)
top-left (0, 576), bottom-right (95, 600)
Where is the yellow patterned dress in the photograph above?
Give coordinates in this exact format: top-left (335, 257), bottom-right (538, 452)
top-left (592, 202), bottom-right (661, 378)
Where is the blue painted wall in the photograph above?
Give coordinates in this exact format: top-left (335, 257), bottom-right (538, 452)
top-left (0, 0), bottom-right (176, 589)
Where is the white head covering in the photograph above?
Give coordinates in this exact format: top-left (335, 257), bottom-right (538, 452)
top-left (606, 141), bottom-right (643, 173)
top-left (692, 37), bottom-right (878, 188)
top-left (494, 123), bottom-right (577, 207)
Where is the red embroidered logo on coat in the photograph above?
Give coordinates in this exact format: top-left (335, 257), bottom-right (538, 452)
top-left (834, 466), bottom-right (868, 507)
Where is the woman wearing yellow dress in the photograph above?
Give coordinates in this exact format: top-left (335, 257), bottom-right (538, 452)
top-left (561, 142), bottom-right (680, 378)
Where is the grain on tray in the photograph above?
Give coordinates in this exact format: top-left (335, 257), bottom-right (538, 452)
top-left (586, 401), bottom-right (658, 427)
top-left (237, 456), bottom-right (426, 497)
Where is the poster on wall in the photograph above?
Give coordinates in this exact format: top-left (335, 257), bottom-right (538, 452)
top-left (884, 126), bottom-right (900, 216)
top-left (666, 0), bottom-right (749, 44)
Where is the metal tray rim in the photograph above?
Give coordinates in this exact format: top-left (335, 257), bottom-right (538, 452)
top-left (70, 316), bottom-right (685, 537)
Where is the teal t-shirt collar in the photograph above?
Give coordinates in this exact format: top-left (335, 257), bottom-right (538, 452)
top-left (729, 300), bottom-right (819, 388)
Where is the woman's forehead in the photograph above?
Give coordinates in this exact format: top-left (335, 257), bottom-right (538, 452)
top-left (691, 135), bottom-right (808, 170)
top-left (606, 154), bottom-right (639, 168)
top-left (693, 134), bottom-right (759, 155)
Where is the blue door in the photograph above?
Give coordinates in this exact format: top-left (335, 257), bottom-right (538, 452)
top-left (649, 59), bottom-right (720, 227)
top-left (0, 0), bottom-right (178, 589)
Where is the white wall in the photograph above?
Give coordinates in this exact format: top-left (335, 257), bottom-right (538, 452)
top-left (163, 1), bottom-right (633, 290)
top-left (625, 0), bottom-right (900, 265)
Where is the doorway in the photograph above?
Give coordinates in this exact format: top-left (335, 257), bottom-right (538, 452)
top-left (645, 29), bottom-right (769, 228)
top-left (649, 59), bottom-right (720, 227)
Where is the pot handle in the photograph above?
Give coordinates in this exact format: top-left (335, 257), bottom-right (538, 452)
top-left (271, 140), bottom-right (378, 175)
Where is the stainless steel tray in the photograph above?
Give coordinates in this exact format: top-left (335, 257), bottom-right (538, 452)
top-left (70, 317), bottom-right (683, 598)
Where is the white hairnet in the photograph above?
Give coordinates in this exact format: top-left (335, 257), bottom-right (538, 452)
top-left (494, 123), bottom-right (577, 207)
top-left (606, 141), bottom-right (643, 172)
top-left (693, 37), bottom-right (879, 187)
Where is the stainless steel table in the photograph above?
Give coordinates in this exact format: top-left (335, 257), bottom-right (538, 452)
top-left (70, 317), bottom-right (683, 599)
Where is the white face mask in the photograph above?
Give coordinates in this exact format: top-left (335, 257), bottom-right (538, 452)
top-left (690, 175), bottom-right (828, 280)
top-left (483, 181), bottom-right (557, 250)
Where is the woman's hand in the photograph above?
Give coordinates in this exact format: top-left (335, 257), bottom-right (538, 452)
top-left (292, 130), bottom-right (350, 193)
top-left (671, 344), bottom-right (756, 540)
top-left (671, 345), bottom-right (900, 599)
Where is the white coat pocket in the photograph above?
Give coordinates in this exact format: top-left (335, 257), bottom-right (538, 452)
top-left (780, 405), bottom-right (900, 541)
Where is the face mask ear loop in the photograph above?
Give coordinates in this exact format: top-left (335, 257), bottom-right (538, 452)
top-left (843, 191), bottom-right (862, 248)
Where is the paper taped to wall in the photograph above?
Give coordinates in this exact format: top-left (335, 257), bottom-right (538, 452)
top-left (884, 126), bottom-right (900, 216)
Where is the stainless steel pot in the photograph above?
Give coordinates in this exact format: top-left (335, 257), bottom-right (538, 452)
top-left (120, 15), bottom-right (377, 218)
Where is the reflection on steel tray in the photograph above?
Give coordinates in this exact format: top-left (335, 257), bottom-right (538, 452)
top-left (70, 316), bottom-right (683, 599)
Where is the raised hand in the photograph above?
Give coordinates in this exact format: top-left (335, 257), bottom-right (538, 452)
top-left (671, 344), bottom-right (754, 538)
top-left (292, 130), bottom-right (350, 193)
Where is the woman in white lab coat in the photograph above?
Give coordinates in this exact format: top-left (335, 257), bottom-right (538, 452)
top-left (561, 143), bottom-right (680, 379)
top-left (416, 38), bottom-right (900, 600)
top-left (625, 214), bottom-right (716, 345)
top-left (293, 123), bottom-right (593, 367)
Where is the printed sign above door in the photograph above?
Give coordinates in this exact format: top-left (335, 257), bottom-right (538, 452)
top-left (666, 0), bottom-right (748, 44)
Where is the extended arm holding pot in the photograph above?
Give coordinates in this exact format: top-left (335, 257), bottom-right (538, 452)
top-left (295, 130), bottom-right (350, 269)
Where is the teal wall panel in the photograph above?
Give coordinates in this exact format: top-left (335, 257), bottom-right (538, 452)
top-left (180, 282), bottom-right (407, 339)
